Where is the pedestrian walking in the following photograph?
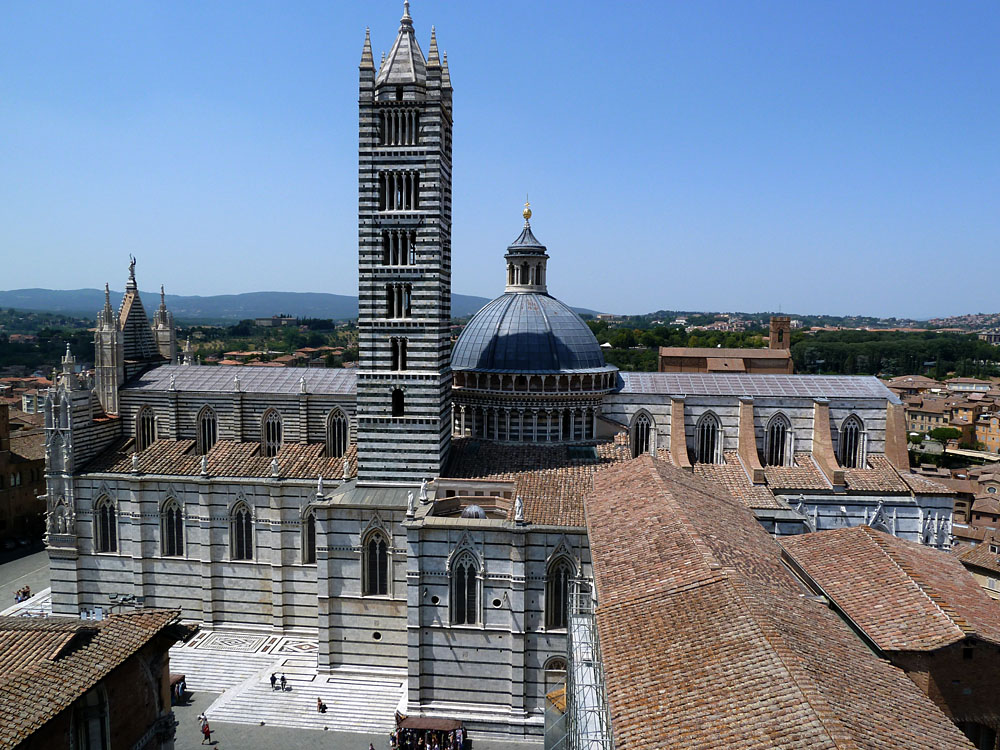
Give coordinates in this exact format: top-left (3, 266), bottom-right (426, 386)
top-left (270, 672), bottom-right (277, 691)
top-left (198, 713), bottom-right (207, 730)
top-left (201, 720), bottom-right (212, 745)
top-left (280, 673), bottom-right (287, 691)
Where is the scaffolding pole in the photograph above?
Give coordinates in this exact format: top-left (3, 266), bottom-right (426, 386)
top-left (564, 587), bottom-right (614, 750)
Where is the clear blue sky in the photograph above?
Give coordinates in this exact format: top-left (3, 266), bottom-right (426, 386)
top-left (2, 1), bottom-right (997, 318)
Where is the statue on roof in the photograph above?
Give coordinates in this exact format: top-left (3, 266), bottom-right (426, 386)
top-left (128, 254), bottom-right (136, 281)
top-left (407, 490), bottom-right (415, 518)
top-left (514, 495), bottom-right (524, 523)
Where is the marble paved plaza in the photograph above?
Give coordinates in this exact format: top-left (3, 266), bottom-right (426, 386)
top-left (170, 629), bottom-right (405, 734)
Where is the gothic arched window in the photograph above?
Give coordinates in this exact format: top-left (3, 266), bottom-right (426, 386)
top-left (363, 531), bottom-right (389, 596)
top-left (839, 415), bottom-right (866, 469)
top-left (631, 413), bottom-right (652, 458)
top-left (94, 497), bottom-right (117, 553)
top-left (231, 502), bottom-right (253, 561)
top-left (161, 499), bottom-right (183, 557)
top-left (197, 406), bottom-right (218, 455)
top-left (302, 511), bottom-right (317, 565)
top-left (136, 407), bottom-right (156, 451)
top-left (764, 413), bottom-right (792, 467)
top-left (451, 551), bottom-right (479, 626)
top-left (545, 558), bottom-right (574, 630)
top-left (261, 409), bottom-right (282, 458)
top-left (326, 409), bottom-right (349, 458)
top-left (695, 412), bottom-right (723, 464)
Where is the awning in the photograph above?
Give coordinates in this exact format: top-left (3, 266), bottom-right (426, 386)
top-left (399, 717), bottom-right (463, 731)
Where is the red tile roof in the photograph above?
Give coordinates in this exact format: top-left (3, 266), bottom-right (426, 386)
top-left (585, 458), bottom-right (973, 750)
top-left (84, 438), bottom-right (356, 480)
top-left (0, 610), bottom-right (190, 748)
top-left (959, 539), bottom-right (1000, 576)
top-left (783, 526), bottom-right (1000, 650)
top-left (443, 436), bottom-right (631, 526)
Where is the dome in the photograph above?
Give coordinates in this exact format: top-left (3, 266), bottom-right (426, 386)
top-left (452, 293), bottom-right (608, 373)
top-left (460, 505), bottom-right (487, 519)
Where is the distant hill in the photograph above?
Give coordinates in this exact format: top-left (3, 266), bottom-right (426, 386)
top-left (0, 288), bottom-right (600, 323)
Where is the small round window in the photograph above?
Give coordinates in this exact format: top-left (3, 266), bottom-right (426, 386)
top-left (988, 486), bottom-right (997, 494)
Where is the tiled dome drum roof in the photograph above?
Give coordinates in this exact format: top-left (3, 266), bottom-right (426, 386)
top-left (452, 293), bottom-right (608, 373)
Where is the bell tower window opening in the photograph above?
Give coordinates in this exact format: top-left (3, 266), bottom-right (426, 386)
top-left (391, 338), bottom-right (408, 371)
top-left (391, 388), bottom-right (405, 417)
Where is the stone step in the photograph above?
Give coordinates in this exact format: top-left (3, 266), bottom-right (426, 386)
top-left (206, 675), bottom-right (402, 733)
top-left (169, 647), bottom-right (276, 693)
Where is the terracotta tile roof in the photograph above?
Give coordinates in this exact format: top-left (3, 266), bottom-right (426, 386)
top-left (972, 495), bottom-right (1000, 515)
top-left (692, 451), bottom-right (784, 509)
top-left (763, 453), bottom-right (831, 490)
top-left (84, 438), bottom-right (356, 481)
top-left (9, 432), bottom-right (45, 462)
top-left (442, 436), bottom-right (632, 527)
top-left (959, 540), bottom-right (1000, 576)
top-left (844, 455), bottom-right (911, 493)
top-left (783, 526), bottom-right (1000, 650)
top-left (904, 472), bottom-right (962, 495)
top-left (586, 458), bottom-right (972, 750)
top-left (0, 610), bottom-right (188, 748)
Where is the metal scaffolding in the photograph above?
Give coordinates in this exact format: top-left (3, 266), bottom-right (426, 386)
top-left (564, 587), bottom-right (614, 750)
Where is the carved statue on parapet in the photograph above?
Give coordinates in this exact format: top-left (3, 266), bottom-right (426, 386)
top-left (317, 475), bottom-right (325, 497)
top-left (514, 495), bottom-right (524, 523)
top-left (131, 452), bottom-right (139, 473)
top-left (406, 490), bottom-right (416, 518)
top-left (200, 454), bottom-right (208, 476)
top-left (271, 457), bottom-right (280, 478)
top-left (419, 478), bottom-right (428, 503)
top-left (343, 457), bottom-right (350, 481)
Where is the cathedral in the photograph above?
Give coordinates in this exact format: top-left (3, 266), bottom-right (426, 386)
top-left (42, 4), bottom-right (956, 740)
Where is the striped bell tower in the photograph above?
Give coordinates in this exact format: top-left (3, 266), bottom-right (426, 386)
top-left (356, 3), bottom-right (453, 485)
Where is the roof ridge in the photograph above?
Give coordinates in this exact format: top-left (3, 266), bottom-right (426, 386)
top-left (863, 527), bottom-right (971, 640)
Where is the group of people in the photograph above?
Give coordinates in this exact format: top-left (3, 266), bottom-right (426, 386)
top-left (269, 672), bottom-right (288, 691)
top-left (390, 728), bottom-right (464, 750)
top-left (12, 586), bottom-right (31, 603)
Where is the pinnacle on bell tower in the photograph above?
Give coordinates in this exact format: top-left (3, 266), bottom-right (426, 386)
top-left (356, 4), bottom-right (453, 485)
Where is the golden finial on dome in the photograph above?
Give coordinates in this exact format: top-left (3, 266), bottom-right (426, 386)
top-left (523, 196), bottom-right (532, 223)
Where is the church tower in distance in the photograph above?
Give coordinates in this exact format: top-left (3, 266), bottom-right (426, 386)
top-left (356, 3), bottom-right (453, 485)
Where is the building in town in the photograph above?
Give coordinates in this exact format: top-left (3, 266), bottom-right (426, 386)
top-left (0, 403), bottom-right (46, 542)
top-left (0, 609), bottom-right (190, 750)
top-left (40, 4), bottom-right (958, 739)
top-left (657, 315), bottom-right (794, 374)
top-left (783, 525), bottom-right (1000, 745)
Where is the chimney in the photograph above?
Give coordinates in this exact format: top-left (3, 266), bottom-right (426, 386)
top-left (769, 316), bottom-right (791, 350)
